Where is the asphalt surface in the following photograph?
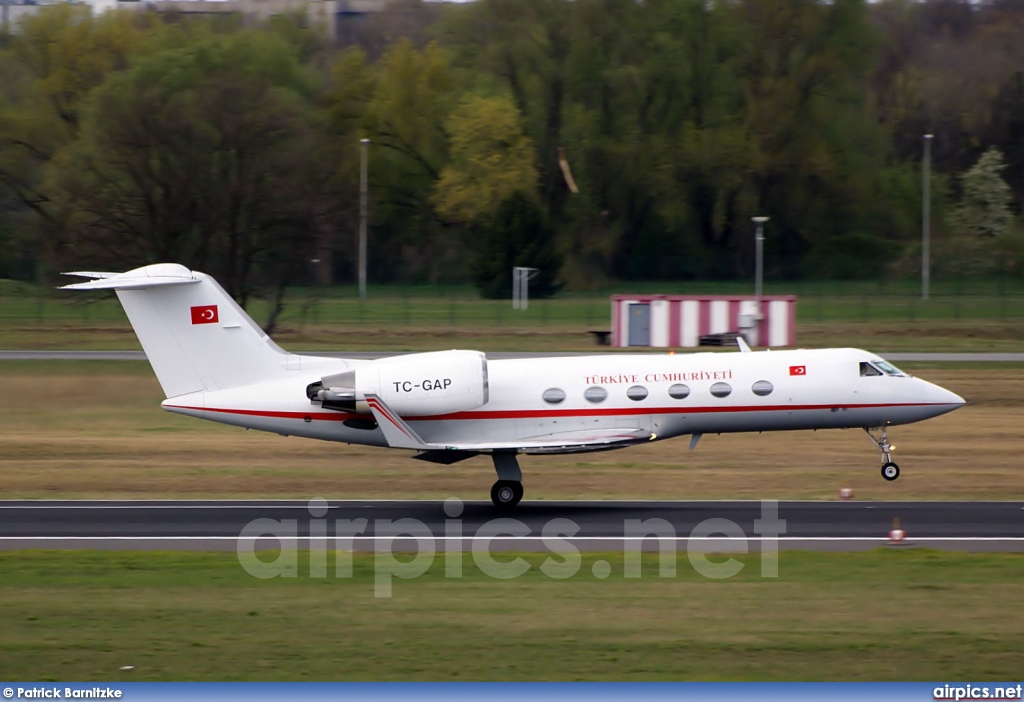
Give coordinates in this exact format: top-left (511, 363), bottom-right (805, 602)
top-left (1, 500), bottom-right (1022, 551)
top-left (4, 350), bottom-right (1024, 362)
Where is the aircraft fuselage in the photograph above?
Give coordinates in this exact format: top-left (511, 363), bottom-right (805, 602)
top-left (161, 347), bottom-right (963, 450)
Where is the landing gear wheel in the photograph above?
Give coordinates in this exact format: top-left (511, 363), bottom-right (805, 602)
top-left (881, 462), bottom-right (900, 481)
top-left (491, 480), bottom-right (523, 508)
top-left (490, 453), bottom-right (523, 508)
top-left (865, 427), bottom-right (901, 482)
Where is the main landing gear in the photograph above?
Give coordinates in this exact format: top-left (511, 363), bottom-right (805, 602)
top-left (491, 452), bottom-right (523, 508)
top-left (864, 426), bottom-right (900, 481)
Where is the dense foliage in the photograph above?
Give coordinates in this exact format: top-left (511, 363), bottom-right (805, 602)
top-left (2, 0), bottom-right (1024, 313)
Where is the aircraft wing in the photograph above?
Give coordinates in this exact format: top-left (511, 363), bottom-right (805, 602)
top-left (364, 393), bottom-right (654, 455)
top-left (459, 428), bottom-right (655, 454)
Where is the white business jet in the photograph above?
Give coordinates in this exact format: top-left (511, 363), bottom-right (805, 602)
top-left (64, 263), bottom-right (964, 508)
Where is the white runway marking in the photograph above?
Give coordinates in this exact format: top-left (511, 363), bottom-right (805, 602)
top-left (2, 501), bottom-right (1024, 511)
top-left (0, 505), bottom-right (338, 510)
top-left (2, 536), bottom-right (1023, 542)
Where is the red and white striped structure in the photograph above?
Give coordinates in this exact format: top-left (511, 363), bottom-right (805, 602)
top-left (611, 294), bottom-right (797, 348)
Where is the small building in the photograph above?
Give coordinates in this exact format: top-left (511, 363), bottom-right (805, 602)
top-left (611, 294), bottom-right (797, 348)
top-left (1, 0), bottom-right (398, 39)
top-left (2, 2), bottom-right (48, 31)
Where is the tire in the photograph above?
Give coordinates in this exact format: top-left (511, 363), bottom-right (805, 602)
top-left (881, 462), bottom-right (900, 481)
top-left (491, 480), bottom-right (522, 508)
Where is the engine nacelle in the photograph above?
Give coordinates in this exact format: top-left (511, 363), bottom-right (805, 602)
top-left (308, 350), bottom-right (488, 416)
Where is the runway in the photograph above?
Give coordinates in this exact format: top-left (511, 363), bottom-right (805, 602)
top-left (1, 500), bottom-right (1022, 551)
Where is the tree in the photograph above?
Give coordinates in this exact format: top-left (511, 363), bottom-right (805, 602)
top-left (433, 94), bottom-right (537, 224)
top-left (365, 39), bottom-right (451, 181)
top-left (938, 147), bottom-right (1015, 276)
top-left (49, 30), bottom-right (337, 330)
top-left (561, 0), bottom-right (731, 280)
top-left (986, 71), bottom-right (1024, 207)
top-left (358, 39), bottom-right (460, 282)
top-left (438, 0), bottom-right (574, 220)
top-left (0, 6), bottom-right (158, 276)
top-left (723, 0), bottom-right (890, 277)
top-left (471, 191), bottom-right (562, 299)
top-left (952, 147), bottom-right (1013, 239)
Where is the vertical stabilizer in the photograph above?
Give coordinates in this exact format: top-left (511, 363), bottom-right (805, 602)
top-left (63, 263), bottom-right (289, 398)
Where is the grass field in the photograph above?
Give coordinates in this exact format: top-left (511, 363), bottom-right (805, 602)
top-left (0, 549), bottom-right (1022, 681)
top-left (0, 361), bottom-right (1019, 500)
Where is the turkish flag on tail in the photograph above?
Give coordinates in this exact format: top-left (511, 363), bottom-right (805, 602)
top-left (190, 305), bottom-right (219, 325)
top-left (789, 365), bottom-right (807, 376)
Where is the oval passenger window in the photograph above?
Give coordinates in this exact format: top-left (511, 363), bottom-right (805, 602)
top-left (710, 382), bottom-right (732, 398)
top-left (751, 380), bottom-right (774, 397)
top-left (542, 388), bottom-right (566, 404)
top-left (584, 386), bottom-right (608, 403)
top-left (668, 384), bottom-right (690, 400)
top-left (626, 385), bottom-right (648, 401)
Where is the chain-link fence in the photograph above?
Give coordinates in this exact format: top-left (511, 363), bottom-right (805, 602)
top-left (3, 277), bottom-right (1024, 334)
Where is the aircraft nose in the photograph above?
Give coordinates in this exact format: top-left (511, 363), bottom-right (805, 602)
top-left (943, 388), bottom-right (966, 407)
top-left (926, 381), bottom-right (965, 412)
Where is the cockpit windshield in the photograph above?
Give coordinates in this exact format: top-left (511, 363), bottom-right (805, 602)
top-left (874, 360), bottom-right (906, 376)
top-left (860, 360), bottom-right (907, 377)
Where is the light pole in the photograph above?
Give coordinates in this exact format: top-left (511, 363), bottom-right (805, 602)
top-left (358, 137), bottom-right (369, 301)
top-left (922, 133), bottom-right (933, 301)
top-left (752, 216), bottom-right (769, 320)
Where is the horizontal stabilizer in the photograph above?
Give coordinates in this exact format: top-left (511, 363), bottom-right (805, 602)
top-left (63, 271), bottom-right (119, 280)
top-left (61, 263), bottom-right (199, 290)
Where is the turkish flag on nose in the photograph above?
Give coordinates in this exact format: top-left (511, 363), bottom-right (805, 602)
top-left (190, 305), bottom-right (219, 325)
top-left (789, 365), bottom-right (806, 376)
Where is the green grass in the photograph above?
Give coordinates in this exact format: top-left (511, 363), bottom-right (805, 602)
top-left (1, 549), bottom-right (1022, 681)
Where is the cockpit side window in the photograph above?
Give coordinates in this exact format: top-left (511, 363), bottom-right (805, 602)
top-left (860, 362), bottom-right (883, 377)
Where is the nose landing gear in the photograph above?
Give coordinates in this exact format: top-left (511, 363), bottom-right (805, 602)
top-left (865, 426), bottom-right (900, 481)
top-left (881, 462), bottom-right (900, 481)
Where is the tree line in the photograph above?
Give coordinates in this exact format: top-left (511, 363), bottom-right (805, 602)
top-left (1, 0), bottom-right (1023, 322)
